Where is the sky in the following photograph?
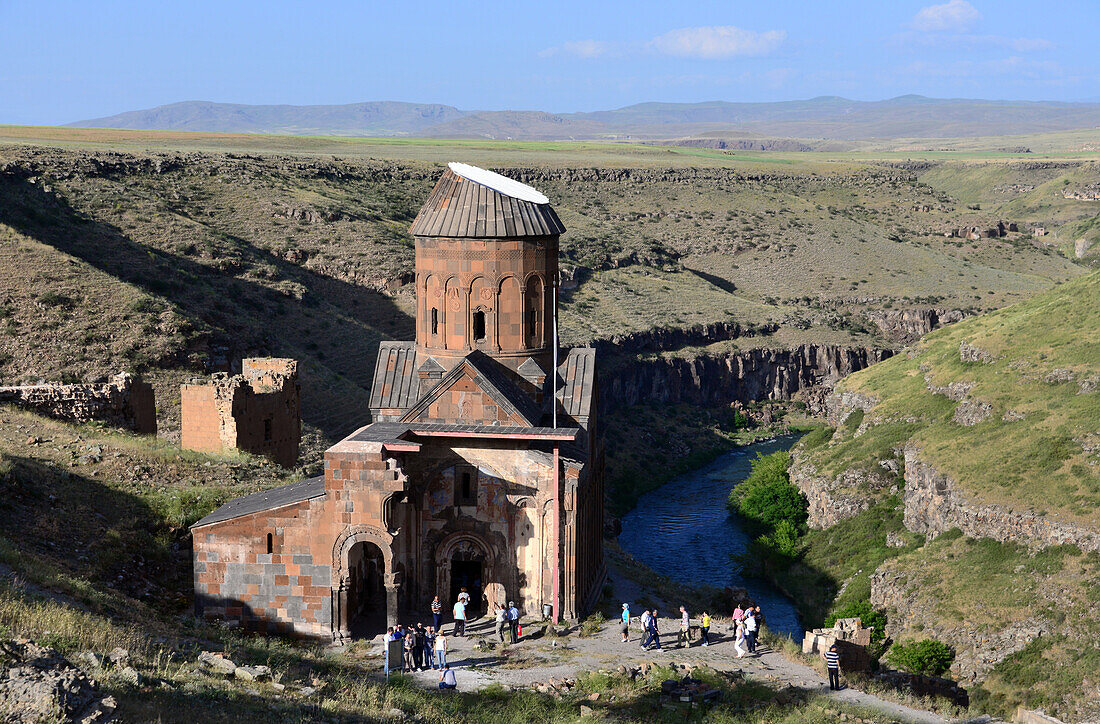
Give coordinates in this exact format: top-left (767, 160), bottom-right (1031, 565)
top-left (1, 0), bottom-right (1098, 125)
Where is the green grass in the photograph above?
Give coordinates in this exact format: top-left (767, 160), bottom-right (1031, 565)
top-left (806, 270), bottom-right (1100, 524)
top-left (872, 540), bottom-right (1100, 721)
top-left (768, 498), bottom-right (918, 628)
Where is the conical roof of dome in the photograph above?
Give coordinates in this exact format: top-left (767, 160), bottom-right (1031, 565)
top-left (409, 163), bottom-right (565, 238)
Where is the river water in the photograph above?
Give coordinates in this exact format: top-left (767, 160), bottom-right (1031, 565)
top-left (618, 433), bottom-right (805, 639)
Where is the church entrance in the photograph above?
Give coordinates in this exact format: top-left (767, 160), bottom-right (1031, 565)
top-left (347, 541), bottom-right (386, 638)
top-left (449, 551), bottom-right (484, 620)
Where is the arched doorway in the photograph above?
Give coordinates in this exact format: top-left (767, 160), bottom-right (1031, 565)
top-left (450, 546), bottom-right (485, 620)
top-left (347, 541), bottom-right (386, 638)
top-left (436, 534), bottom-right (494, 622)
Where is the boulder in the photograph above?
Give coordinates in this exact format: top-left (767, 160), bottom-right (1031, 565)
top-left (107, 648), bottom-right (129, 665)
top-left (197, 651), bottom-right (237, 677)
top-left (117, 666), bottom-right (142, 686)
top-left (234, 665), bottom-right (271, 682)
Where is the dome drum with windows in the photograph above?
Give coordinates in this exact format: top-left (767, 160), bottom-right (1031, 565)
top-left (410, 163), bottom-right (564, 373)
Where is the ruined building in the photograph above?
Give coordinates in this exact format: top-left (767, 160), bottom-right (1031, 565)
top-left (0, 372), bottom-right (156, 434)
top-left (181, 358), bottom-right (301, 468)
top-left (190, 164), bottom-right (604, 639)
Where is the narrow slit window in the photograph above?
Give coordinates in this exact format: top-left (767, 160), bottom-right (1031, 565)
top-left (527, 308), bottom-right (537, 340)
top-left (431, 308), bottom-right (439, 335)
top-left (454, 466), bottom-right (478, 506)
top-left (263, 418), bottom-right (273, 441)
top-left (473, 310), bottom-right (486, 342)
top-left (266, 533), bottom-right (273, 554)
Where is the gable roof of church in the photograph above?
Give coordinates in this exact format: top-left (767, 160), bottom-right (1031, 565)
top-left (369, 341), bottom-right (421, 411)
top-left (191, 475), bottom-right (325, 528)
top-left (398, 351), bottom-right (542, 427)
top-left (409, 166), bottom-right (565, 239)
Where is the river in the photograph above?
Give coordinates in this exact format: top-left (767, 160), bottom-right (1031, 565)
top-left (618, 433), bottom-right (805, 639)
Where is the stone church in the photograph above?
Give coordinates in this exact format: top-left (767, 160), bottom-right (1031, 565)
top-left (191, 163), bottom-right (604, 640)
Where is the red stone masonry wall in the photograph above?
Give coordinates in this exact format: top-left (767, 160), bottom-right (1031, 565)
top-left (192, 435), bottom-right (406, 638)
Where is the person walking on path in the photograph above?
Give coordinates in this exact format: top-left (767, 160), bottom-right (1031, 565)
top-left (639, 609), bottom-right (652, 649)
top-left (678, 606), bottom-right (690, 648)
top-left (744, 609), bottom-right (758, 653)
top-left (648, 610), bottom-right (662, 651)
top-left (434, 630), bottom-right (448, 669)
top-left (825, 643), bottom-right (842, 691)
top-left (494, 603), bottom-right (507, 643)
top-left (734, 620), bottom-right (746, 658)
top-left (453, 598), bottom-right (467, 637)
top-left (438, 664), bottom-right (457, 690)
top-left (431, 596), bottom-right (443, 632)
top-left (732, 604), bottom-right (744, 623)
top-left (507, 601), bottom-right (520, 643)
top-left (699, 611), bottom-right (711, 647)
top-left (620, 603), bottom-right (630, 643)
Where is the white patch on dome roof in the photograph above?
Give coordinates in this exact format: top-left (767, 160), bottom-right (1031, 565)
top-left (448, 162), bottom-right (549, 205)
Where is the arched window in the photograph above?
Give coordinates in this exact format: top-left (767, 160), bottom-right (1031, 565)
top-left (473, 310), bottom-right (486, 343)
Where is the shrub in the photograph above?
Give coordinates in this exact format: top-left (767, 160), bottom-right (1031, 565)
top-left (37, 292), bottom-right (74, 309)
top-left (729, 451), bottom-right (808, 535)
top-left (887, 639), bottom-right (955, 676)
top-left (824, 599), bottom-right (887, 643)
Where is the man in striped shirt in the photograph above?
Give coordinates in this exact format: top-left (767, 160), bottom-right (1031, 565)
top-left (824, 643), bottom-right (841, 690)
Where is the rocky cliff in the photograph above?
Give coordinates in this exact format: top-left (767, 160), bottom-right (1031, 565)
top-left (902, 445), bottom-right (1100, 553)
top-left (870, 566), bottom-right (1047, 682)
top-left (599, 344), bottom-right (892, 413)
top-left (863, 307), bottom-right (968, 345)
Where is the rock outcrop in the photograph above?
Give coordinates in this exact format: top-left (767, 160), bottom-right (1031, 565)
top-left (863, 308), bottom-right (968, 345)
top-left (0, 639), bottom-right (116, 723)
top-left (790, 455), bottom-right (897, 529)
top-left (902, 446), bottom-right (1100, 553)
top-left (871, 567), bottom-right (1046, 682)
top-left (600, 344), bottom-right (891, 412)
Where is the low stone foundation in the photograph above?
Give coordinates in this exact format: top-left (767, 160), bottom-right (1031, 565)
top-left (0, 372), bottom-right (156, 434)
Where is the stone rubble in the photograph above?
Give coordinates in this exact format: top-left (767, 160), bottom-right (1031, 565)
top-left (0, 639), bottom-right (116, 724)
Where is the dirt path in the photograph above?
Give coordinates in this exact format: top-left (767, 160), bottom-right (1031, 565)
top-left (362, 614), bottom-right (947, 724)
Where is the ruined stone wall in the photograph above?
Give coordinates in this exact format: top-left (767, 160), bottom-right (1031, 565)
top-left (902, 445), bottom-right (1100, 553)
top-left (0, 372), bottom-right (156, 434)
top-left (180, 358), bottom-right (300, 467)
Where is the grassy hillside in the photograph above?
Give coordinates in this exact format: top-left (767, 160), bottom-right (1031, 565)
top-left (806, 270), bottom-right (1099, 525)
top-left (778, 271), bottom-right (1099, 720)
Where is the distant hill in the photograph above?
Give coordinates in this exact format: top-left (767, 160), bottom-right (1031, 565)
top-left (67, 100), bottom-right (469, 136)
top-left (68, 95), bottom-right (1100, 141)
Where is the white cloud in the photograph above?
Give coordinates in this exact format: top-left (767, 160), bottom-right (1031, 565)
top-left (900, 32), bottom-right (1053, 52)
top-left (539, 25), bottom-right (786, 61)
top-left (538, 40), bottom-right (611, 59)
top-left (648, 26), bottom-right (787, 59)
top-left (911, 0), bottom-right (981, 32)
